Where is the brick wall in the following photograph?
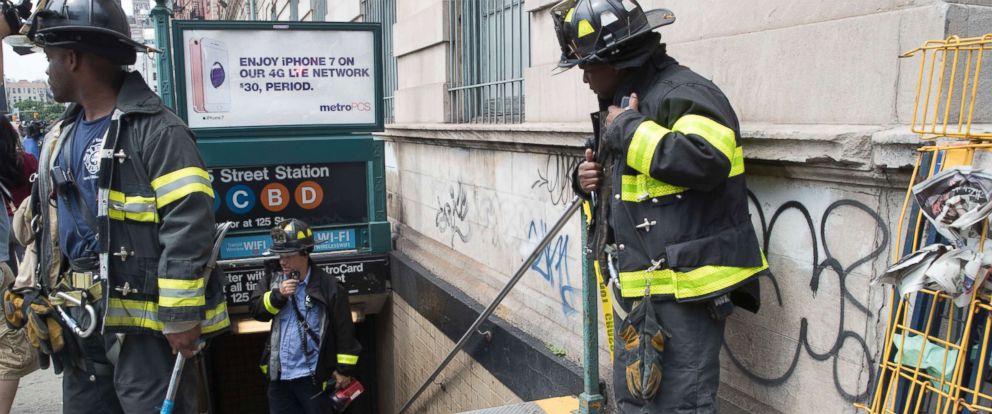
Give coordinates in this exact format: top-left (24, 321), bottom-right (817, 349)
top-left (377, 295), bottom-right (522, 413)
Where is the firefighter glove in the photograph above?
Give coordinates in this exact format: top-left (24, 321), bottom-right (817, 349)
top-left (3, 289), bottom-right (25, 328)
top-left (620, 298), bottom-right (668, 401)
top-left (23, 297), bottom-right (63, 355)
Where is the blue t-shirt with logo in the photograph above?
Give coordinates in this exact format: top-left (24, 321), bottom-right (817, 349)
top-left (56, 113), bottom-right (112, 261)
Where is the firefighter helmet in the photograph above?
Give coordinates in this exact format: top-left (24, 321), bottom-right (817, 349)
top-left (269, 219), bottom-right (318, 255)
top-left (15, 0), bottom-right (150, 64)
top-left (550, 0), bottom-right (674, 69)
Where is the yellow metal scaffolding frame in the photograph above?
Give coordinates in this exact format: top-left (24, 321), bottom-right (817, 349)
top-left (856, 34), bottom-right (992, 413)
top-left (905, 35), bottom-right (992, 141)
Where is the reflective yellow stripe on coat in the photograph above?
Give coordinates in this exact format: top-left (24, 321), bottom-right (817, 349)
top-left (158, 277), bottom-right (206, 308)
top-left (621, 147), bottom-right (745, 202)
top-left (626, 114), bottom-right (737, 175)
top-left (108, 191), bottom-right (159, 222)
top-left (150, 167), bottom-right (214, 209)
top-left (263, 291), bottom-right (280, 315)
top-left (337, 354), bottom-right (359, 365)
top-left (626, 121), bottom-right (670, 174)
top-left (105, 298), bottom-right (230, 334)
top-left (618, 253), bottom-right (768, 299)
top-left (671, 114), bottom-right (735, 162)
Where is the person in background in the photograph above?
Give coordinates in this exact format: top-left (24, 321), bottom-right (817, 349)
top-left (0, 151), bottom-right (39, 414)
top-left (21, 122), bottom-right (43, 160)
top-left (0, 116), bottom-right (37, 269)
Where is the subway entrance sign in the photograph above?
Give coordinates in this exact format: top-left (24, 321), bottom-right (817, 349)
top-left (171, 19), bottom-right (389, 414)
top-left (209, 162), bottom-right (368, 232)
top-left (170, 19), bottom-right (390, 315)
top-left (222, 255), bottom-right (388, 309)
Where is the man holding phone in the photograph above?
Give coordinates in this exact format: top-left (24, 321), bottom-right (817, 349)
top-left (249, 219), bottom-right (362, 414)
top-left (552, 0), bottom-right (767, 412)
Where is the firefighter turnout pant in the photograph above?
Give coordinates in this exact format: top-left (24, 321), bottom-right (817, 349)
top-left (113, 333), bottom-right (198, 414)
top-left (611, 289), bottom-right (726, 414)
top-left (61, 297), bottom-right (124, 414)
top-left (64, 317), bottom-right (199, 413)
top-left (268, 377), bottom-right (334, 414)
top-left (60, 284), bottom-right (199, 414)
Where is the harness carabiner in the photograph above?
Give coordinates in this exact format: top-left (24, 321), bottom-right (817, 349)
top-left (52, 291), bottom-right (97, 338)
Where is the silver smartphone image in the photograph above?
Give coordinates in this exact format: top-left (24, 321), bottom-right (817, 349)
top-left (200, 37), bottom-right (231, 113)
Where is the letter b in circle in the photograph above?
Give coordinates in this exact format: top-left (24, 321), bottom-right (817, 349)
top-left (262, 183), bottom-right (290, 212)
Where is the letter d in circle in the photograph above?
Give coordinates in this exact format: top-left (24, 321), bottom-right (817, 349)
top-left (294, 181), bottom-right (323, 210)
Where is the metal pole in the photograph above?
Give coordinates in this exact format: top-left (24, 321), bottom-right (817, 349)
top-left (150, 0), bottom-right (174, 109)
top-left (249, 0), bottom-right (256, 21)
top-left (0, 45), bottom-right (7, 114)
top-left (578, 208), bottom-right (605, 413)
top-left (160, 352), bottom-right (187, 414)
top-left (398, 197), bottom-right (583, 414)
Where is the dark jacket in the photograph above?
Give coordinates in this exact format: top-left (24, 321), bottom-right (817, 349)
top-left (4, 153), bottom-right (37, 216)
top-left (577, 45), bottom-right (765, 308)
top-left (35, 72), bottom-right (229, 335)
top-left (248, 259), bottom-right (361, 384)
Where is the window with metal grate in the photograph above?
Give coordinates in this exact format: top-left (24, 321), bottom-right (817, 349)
top-left (360, 0), bottom-right (397, 124)
top-left (448, 0), bottom-right (529, 124)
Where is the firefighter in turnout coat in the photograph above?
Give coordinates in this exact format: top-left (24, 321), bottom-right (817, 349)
top-left (249, 219), bottom-right (362, 414)
top-left (552, 0), bottom-right (768, 412)
top-left (7, 0), bottom-right (230, 412)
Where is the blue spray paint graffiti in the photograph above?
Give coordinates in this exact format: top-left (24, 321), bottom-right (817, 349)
top-left (528, 220), bottom-right (579, 317)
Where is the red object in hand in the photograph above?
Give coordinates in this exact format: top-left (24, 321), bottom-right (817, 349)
top-left (331, 379), bottom-right (364, 412)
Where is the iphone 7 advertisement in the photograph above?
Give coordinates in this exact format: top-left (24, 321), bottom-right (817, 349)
top-left (180, 29), bottom-right (378, 129)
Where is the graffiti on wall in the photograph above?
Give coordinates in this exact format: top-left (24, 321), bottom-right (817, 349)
top-left (527, 220), bottom-right (579, 317)
top-left (526, 153), bottom-right (582, 316)
top-left (436, 183), bottom-right (472, 245)
top-left (476, 195), bottom-right (501, 248)
top-left (532, 153), bottom-right (580, 207)
top-left (723, 192), bottom-right (889, 403)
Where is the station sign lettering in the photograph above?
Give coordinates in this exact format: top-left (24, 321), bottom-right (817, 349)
top-left (208, 162), bottom-right (368, 232)
top-left (222, 256), bottom-right (388, 307)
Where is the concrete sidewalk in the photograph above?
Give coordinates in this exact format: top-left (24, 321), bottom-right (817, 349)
top-left (12, 368), bottom-right (61, 414)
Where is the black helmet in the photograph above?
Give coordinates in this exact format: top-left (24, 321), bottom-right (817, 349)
top-left (268, 219), bottom-right (318, 255)
top-left (15, 0), bottom-right (151, 64)
top-left (550, 0), bottom-right (674, 69)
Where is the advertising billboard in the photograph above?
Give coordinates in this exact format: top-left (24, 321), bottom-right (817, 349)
top-left (172, 21), bottom-right (384, 137)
